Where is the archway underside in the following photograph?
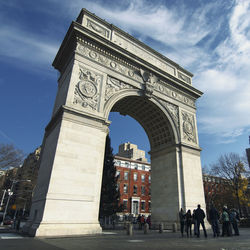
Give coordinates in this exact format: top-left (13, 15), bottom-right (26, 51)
top-left (111, 96), bottom-right (175, 151)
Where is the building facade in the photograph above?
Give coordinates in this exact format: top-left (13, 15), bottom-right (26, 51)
top-left (115, 156), bottom-right (151, 217)
top-left (114, 142), bottom-right (151, 218)
top-left (13, 147), bottom-right (41, 215)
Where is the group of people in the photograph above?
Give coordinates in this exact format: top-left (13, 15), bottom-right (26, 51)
top-left (137, 214), bottom-right (151, 229)
top-left (179, 204), bottom-right (240, 238)
top-left (211, 205), bottom-right (240, 237)
top-left (179, 204), bottom-right (207, 238)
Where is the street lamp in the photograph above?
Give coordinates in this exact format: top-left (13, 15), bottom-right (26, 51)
top-left (0, 189), bottom-right (7, 211)
top-left (0, 179), bottom-right (31, 226)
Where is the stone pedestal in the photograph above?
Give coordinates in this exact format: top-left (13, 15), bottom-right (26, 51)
top-left (24, 107), bottom-right (108, 237)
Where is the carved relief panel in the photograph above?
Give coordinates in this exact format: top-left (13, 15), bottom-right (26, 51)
top-left (181, 110), bottom-right (197, 144)
top-left (159, 99), bottom-right (180, 132)
top-left (105, 76), bottom-right (135, 102)
top-left (73, 66), bottom-right (103, 112)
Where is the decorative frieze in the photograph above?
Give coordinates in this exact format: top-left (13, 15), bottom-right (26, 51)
top-left (73, 66), bottom-right (102, 111)
top-left (76, 41), bottom-right (196, 108)
top-left (105, 76), bottom-right (135, 101)
top-left (181, 111), bottom-right (197, 144)
top-left (159, 100), bottom-right (179, 130)
top-left (154, 81), bottom-right (195, 107)
top-left (76, 42), bottom-right (141, 82)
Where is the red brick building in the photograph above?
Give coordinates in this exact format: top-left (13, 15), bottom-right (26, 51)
top-left (114, 143), bottom-right (151, 217)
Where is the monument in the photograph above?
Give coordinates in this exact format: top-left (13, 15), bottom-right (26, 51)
top-left (24, 9), bottom-right (205, 237)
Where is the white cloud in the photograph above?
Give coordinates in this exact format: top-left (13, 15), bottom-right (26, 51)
top-left (195, 1), bottom-right (250, 142)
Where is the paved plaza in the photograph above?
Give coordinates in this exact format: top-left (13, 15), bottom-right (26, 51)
top-left (0, 228), bottom-right (250, 250)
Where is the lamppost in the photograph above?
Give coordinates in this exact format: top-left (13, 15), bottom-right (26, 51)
top-left (0, 189), bottom-right (7, 211)
top-left (0, 179), bottom-right (31, 226)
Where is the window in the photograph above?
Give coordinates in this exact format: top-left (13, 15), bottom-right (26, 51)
top-left (149, 202), bottom-right (151, 212)
top-left (141, 165), bottom-right (145, 171)
top-left (148, 175), bottom-right (151, 183)
top-left (116, 171), bottom-right (120, 178)
top-left (141, 201), bottom-right (145, 211)
top-left (125, 162), bottom-right (129, 168)
top-left (124, 172), bottom-right (129, 180)
top-left (134, 164), bottom-right (138, 170)
top-left (116, 161), bottom-right (121, 166)
top-left (141, 174), bottom-right (145, 182)
top-left (133, 173), bottom-right (138, 181)
top-left (141, 186), bottom-right (145, 195)
top-left (133, 185), bottom-right (137, 194)
top-left (124, 184), bottom-right (128, 194)
top-left (123, 200), bottom-right (128, 210)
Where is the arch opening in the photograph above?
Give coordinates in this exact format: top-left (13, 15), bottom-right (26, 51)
top-left (110, 96), bottom-right (176, 152)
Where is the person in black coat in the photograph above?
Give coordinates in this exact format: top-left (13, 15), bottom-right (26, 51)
top-left (179, 208), bottom-right (185, 237)
top-left (195, 204), bottom-right (207, 238)
top-left (209, 204), bottom-right (220, 237)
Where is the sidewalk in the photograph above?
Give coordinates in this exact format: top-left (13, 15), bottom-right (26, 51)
top-left (0, 225), bottom-right (16, 234)
top-left (0, 227), bottom-right (250, 250)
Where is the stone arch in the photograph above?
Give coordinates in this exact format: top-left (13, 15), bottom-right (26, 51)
top-left (23, 9), bottom-right (206, 237)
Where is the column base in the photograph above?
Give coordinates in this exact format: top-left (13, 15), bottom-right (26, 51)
top-left (23, 222), bottom-right (102, 237)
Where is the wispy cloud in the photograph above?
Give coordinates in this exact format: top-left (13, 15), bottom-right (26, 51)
top-left (0, 25), bottom-right (58, 67)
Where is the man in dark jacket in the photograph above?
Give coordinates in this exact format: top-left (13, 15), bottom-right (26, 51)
top-left (195, 204), bottom-right (207, 238)
top-left (209, 204), bottom-right (220, 237)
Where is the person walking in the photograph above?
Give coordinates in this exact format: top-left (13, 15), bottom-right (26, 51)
top-left (195, 204), bottom-right (207, 238)
top-left (229, 208), bottom-right (240, 236)
top-left (179, 208), bottom-right (185, 237)
top-left (221, 206), bottom-right (231, 237)
top-left (185, 209), bottom-right (192, 237)
top-left (209, 204), bottom-right (220, 237)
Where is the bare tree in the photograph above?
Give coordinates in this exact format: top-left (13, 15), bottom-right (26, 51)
top-left (0, 143), bottom-right (24, 170)
top-left (210, 152), bottom-right (249, 217)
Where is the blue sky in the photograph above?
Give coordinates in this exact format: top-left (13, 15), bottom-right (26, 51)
top-left (0, 0), bottom-right (250, 167)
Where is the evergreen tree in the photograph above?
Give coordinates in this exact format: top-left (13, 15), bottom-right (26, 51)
top-left (99, 135), bottom-right (120, 218)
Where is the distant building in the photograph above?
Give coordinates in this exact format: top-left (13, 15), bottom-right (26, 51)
top-left (115, 156), bottom-right (151, 218)
top-left (13, 147), bottom-right (41, 214)
top-left (203, 174), bottom-right (250, 217)
top-left (114, 142), bottom-right (151, 218)
top-left (116, 142), bottom-right (148, 163)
